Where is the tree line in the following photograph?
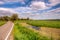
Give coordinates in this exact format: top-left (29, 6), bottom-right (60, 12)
top-left (0, 14), bottom-right (18, 21)
top-left (0, 14), bottom-right (30, 21)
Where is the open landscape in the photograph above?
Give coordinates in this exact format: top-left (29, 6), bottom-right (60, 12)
top-left (25, 20), bottom-right (60, 28)
top-left (0, 14), bottom-right (60, 40)
top-left (0, 0), bottom-right (60, 40)
top-left (0, 19), bottom-right (60, 40)
top-left (14, 20), bottom-right (51, 40)
top-left (14, 20), bottom-right (60, 40)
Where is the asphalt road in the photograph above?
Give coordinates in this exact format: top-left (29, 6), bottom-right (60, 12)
top-left (0, 21), bottom-right (14, 40)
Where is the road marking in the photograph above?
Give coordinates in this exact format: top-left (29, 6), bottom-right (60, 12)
top-left (5, 23), bottom-right (14, 40)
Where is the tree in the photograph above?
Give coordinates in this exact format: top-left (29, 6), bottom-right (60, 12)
top-left (0, 17), bottom-right (3, 20)
top-left (3, 16), bottom-right (10, 21)
top-left (27, 17), bottom-right (29, 20)
top-left (11, 14), bottom-right (18, 21)
top-left (0, 16), bottom-right (10, 21)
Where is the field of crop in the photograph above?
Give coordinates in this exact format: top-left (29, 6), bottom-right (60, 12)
top-left (0, 20), bottom-right (6, 26)
top-left (25, 20), bottom-right (60, 28)
top-left (14, 21), bottom-right (51, 40)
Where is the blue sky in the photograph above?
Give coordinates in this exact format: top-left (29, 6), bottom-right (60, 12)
top-left (0, 0), bottom-right (60, 19)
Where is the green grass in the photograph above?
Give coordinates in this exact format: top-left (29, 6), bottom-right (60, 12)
top-left (0, 20), bottom-right (6, 26)
top-left (25, 20), bottom-right (60, 28)
top-left (13, 20), bottom-right (60, 40)
top-left (14, 21), bottom-right (51, 40)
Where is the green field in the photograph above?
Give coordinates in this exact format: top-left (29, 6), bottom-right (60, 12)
top-left (0, 20), bottom-right (6, 26)
top-left (0, 20), bottom-right (60, 40)
top-left (14, 21), bottom-right (51, 40)
top-left (25, 20), bottom-right (60, 28)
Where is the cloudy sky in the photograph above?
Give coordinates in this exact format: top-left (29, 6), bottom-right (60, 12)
top-left (0, 0), bottom-right (60, 19)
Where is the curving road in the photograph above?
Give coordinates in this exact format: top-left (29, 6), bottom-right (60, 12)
top-left (0, 21), bottom-right (14, 40)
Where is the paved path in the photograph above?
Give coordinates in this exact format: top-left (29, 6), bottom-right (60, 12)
top-left (0, 21), bottom-right (14, 40)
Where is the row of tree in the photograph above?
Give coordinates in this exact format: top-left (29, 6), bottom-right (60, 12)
top-left (0, 14), bottom-right (30, 21)
top-left (0, 14), bottom-right (18, 21)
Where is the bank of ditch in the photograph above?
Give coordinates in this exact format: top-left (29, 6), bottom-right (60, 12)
top-left (13, 21), bottom-right (51, 40)
top-left (20, 22), bottom-right (60, 40)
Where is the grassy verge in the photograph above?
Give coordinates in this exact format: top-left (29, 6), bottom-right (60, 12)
top-left (13, 21), bottom-right (51, 40)
top-left (0, 20), bottom-right (6, 26)
top-left (25, 20), bottom-right (60, 28)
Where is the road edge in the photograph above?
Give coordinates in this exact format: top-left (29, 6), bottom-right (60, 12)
top-left (5, 23), bottom-right (14, 40)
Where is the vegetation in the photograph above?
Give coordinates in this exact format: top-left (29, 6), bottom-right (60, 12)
top-left (14, 21), bottom-right (51, 40)
top-left (0, 13), bottom-right (60, 40)
top-left (0, 14), bottom-right (18, 21)
top-left (25, 20), bottom-right (60, 28)
top-left (0, 16), bottom-right (10, 21)
top-left (11, 14), bottom-right (19, 21)
top-left (0, 14), bottom-right (18, 26)
top-left (0, 13), bottom-right (60, 28)
top-left (0, 20), bottom-right (6, 26)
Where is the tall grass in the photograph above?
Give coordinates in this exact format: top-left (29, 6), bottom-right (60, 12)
top-left (25, 20), bottom-right (60, 28)
top-left (14, 21), bottom-right (51, 40)
top-left (0, 20), bottom-right (6, 26)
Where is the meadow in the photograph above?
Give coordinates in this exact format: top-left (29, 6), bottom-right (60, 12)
top-left (14, 21), bottom-right (51, 40)
top-left (0, 20), bottom-right (60, 40)
top-left (25, 20), bottom-right (60, 28)
top-left (13, 20), bottom-right (60, 40)
top-left (0, 20), bottom-right (6, 26)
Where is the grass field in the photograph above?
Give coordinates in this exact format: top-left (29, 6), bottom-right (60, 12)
top-left (0, 20), bottom-right (6, 26)
top-left (24, 20), bottom-right (60, 28)
top-left (0, 20), bottom-right (59, 40)
top-left (14, 21), bottom-right (51, 40)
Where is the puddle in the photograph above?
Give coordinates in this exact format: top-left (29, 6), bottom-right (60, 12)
top-left (20, 23), bottom-right (40, 30)
top-left (27, 26), bottom-right (40, 30)
top-left (32, 26), bottom-right (40, 30)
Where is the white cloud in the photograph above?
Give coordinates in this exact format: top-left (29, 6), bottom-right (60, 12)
top-left (0, 8), bottom-right (17, 13)
top-left (49, 0), bottom-right (60, 6)
top-left (47, 8), bottom-right (60, 13)
top-left (0, 1), bottom-right (4, 4)
top-left (9, 7), bottom-right (60, 19)
top-left (0, 0), bottom-right (25, 4)
top-left (40, 8), bottom-right (60, 19)
top-left (13, 7), bottom-right (37, 13)
top-left (0, 8), bottom-right (10, 10)
top-left (0, 6), bottom-right (60, 19)
top-left (30, 1), bottom-right (47, 10)
top-left (0, 8), bottom-right (13, 16)
top-left (0, 0), bottom-right (24, 2)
